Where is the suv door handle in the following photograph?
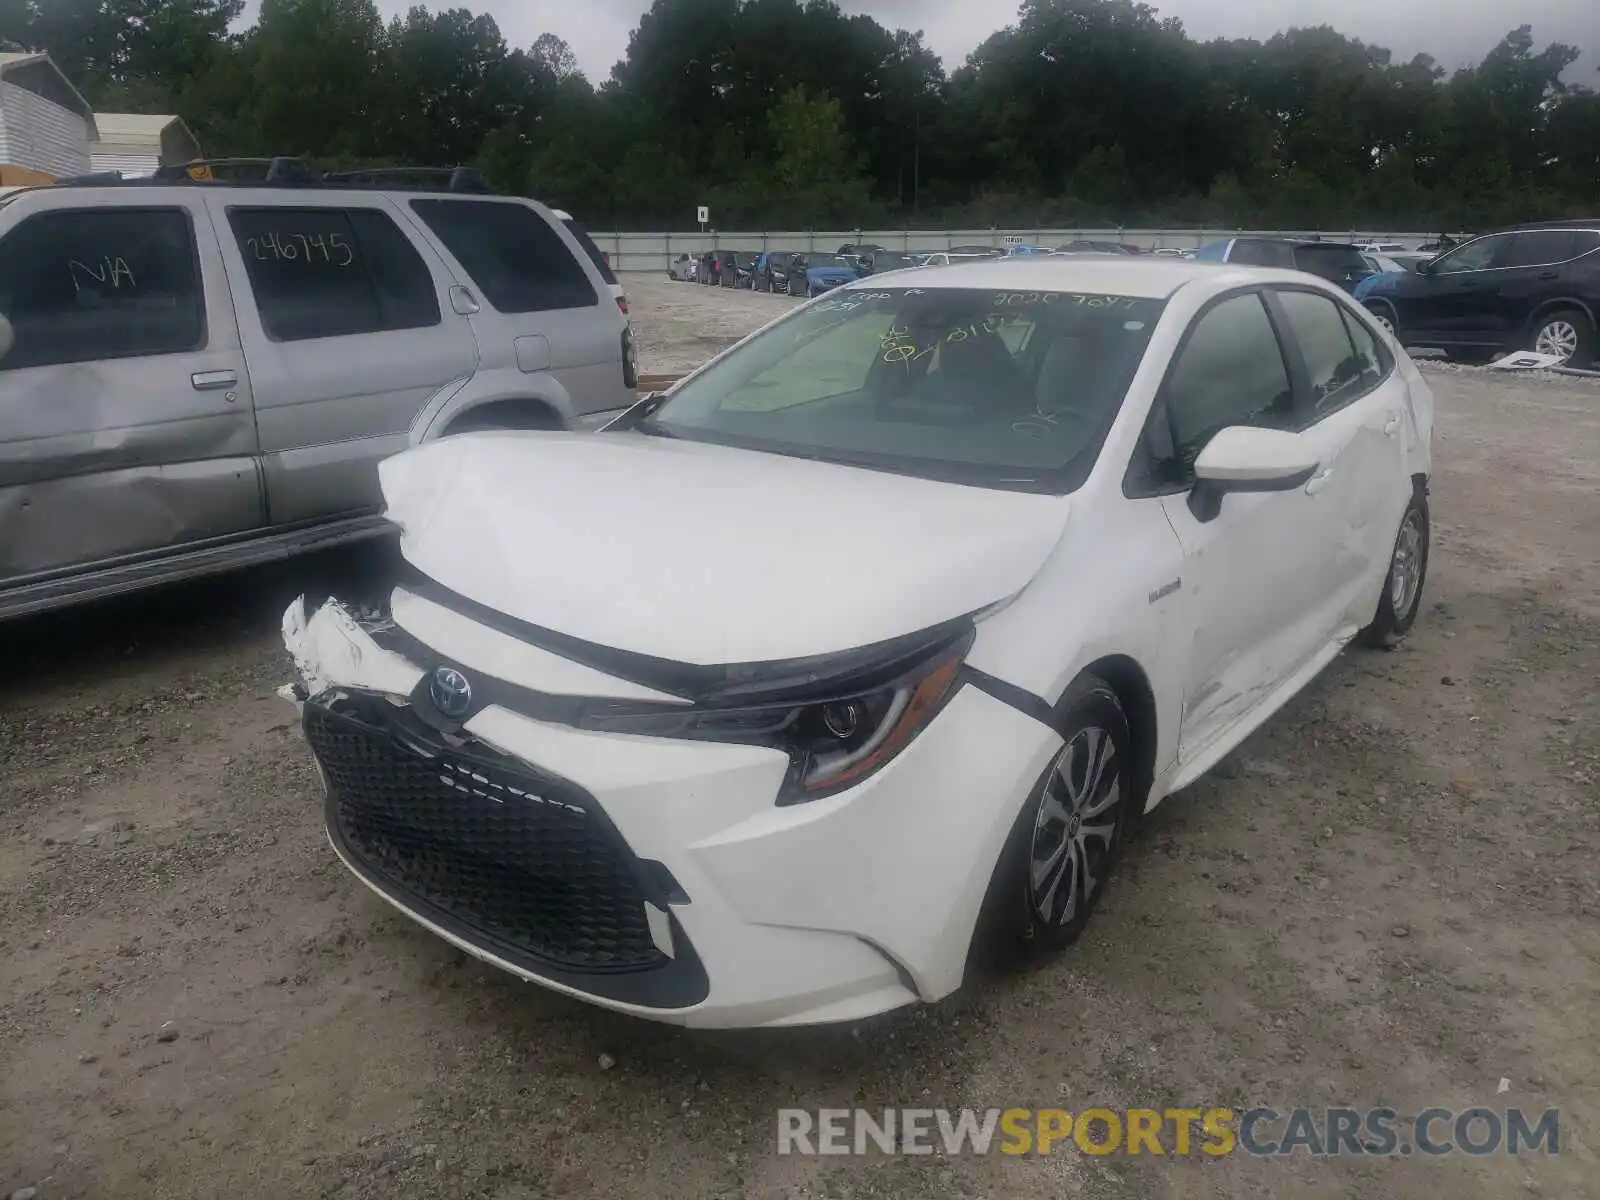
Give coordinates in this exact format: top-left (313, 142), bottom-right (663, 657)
top-left (191, 370), bottom-right (237, 391)
top-left (1305, 468), bottom-right (1335, 495)
top-left (1383, 414), bottom-right (1401, 438)
top-left (1537, 271), bottom-right (1559, 280)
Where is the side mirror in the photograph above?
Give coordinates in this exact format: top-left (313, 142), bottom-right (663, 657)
top-left (1188, 427), bottom-right (1320, 523)
top-left (0, 313), bottom-right (13, 362)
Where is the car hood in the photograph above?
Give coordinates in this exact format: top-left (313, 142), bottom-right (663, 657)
top-left (378, 432), bottom-right (1070, 665)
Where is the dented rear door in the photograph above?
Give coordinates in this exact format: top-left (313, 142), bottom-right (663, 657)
top-left (0, 187), bottom-right (262, 585)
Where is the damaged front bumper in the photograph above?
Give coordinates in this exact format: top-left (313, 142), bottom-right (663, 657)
top-left (280, 589), bottom-right (1061, 1029)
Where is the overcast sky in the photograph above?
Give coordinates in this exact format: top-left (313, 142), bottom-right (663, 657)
top-left (352, 0), bottom-right (1595, 83)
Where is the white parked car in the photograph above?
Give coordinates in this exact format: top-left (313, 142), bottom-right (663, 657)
top-left (283, 259), bottom-right (1435, 1029)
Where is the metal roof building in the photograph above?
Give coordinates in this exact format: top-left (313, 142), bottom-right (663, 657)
top-left (0, 51), bottom-right (95, 184)
top-left (90, 112), bottom-right (202, 177)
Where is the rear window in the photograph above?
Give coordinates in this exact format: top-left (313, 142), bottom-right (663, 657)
top-left (410, 199), bottom-right (597, 313)
top-left (560, 216), bottom-right (617, 285)
top-left (1294, 245), bottom-right (1369, 278)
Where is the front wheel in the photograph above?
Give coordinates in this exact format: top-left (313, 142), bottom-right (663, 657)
top-left (970, 676), bottom-right (1135, 970)
top-left (1530, 308), bottom-right (1596, 367)
top-left (1365, 300), bottom-right (1399, 341)
top-left (1359, 488), bottom-right (1430, 649)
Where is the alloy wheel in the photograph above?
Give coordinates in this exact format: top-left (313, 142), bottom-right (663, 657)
top-left (1028, 726), bottom-right (1122, 926)
top-left (1390, 507), bottom-right (1425, 616)
top-left (1535, 319), bottom-right (1579, 363)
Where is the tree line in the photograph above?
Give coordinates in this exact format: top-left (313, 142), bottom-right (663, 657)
top-left (2, 0), bottom-right (1597, 231)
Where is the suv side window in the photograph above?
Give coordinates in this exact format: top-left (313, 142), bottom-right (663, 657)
top-left (1432, 235), bottom-right (1504, 274)
top-left (0, 207), bottom-right (204, 371)
top-left (410, 199), bottom-right (597, 313)
top-left (228, 207), bottom-right (440, 343)
top-left (1274, 290), bottom-right (1376, 419)
top-left (1156, 292), bottom-right (1295, 483)
top-left (1501, 231), bottom-right (1580, 268)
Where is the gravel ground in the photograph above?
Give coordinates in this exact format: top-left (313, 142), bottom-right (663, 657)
top-left (2, 273), bottom-right (1597, 1200)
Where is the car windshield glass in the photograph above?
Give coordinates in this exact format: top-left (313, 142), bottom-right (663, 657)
top-left (810, 255), bottom-right (854, 269)
top-left (642, 286), bottom-right (1166, 493)
top-left (873, 253), bottom-right (913, 269)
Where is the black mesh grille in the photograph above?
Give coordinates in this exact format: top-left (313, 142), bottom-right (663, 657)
top-left (305, 701), bottom-right (666, 972)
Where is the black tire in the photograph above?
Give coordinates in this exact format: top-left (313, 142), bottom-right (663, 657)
top-left (1364, 300), bottom-right (1400, 343)
top-left (970, 675), bottom-right (1136, 971)
top-left (1528, 307), bottom-right (1597, 368)
top-left (1358, 486), bottom-right (1430, 649)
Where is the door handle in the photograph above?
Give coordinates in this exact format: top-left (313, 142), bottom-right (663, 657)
top-left (191, 370), bottom-right (237, 391)
top-left (1537, 271), bottom-right (1559, 280)
top-left (1383, 415), bottom-right (1401, 438)
top-left (1305, 468), bottom-right (1335, 495)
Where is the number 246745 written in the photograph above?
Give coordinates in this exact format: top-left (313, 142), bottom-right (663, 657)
top-left (246, 231), bottom-right (354, 266)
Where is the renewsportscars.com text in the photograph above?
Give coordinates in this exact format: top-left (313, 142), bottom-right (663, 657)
top-left (777, 1106), bottom-right (1560, 1158)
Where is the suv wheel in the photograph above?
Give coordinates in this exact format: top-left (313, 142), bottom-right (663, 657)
top-left (1530, 308), bottom-right (1596, 367)
top-left (1365, 300), bottom-right (1399, 341)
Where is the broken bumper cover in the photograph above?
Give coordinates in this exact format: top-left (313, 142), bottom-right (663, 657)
top-left (281, 595), bottom-right (1060, 1029)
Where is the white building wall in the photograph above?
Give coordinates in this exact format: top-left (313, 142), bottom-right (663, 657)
top-left (90, 148), bottom-right (159, 176)
top-left (0, 81), bottom-right (90, 177)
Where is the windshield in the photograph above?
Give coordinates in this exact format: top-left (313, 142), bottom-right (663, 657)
top-left (872, 253), bottom-right (913, 270)
top-left (810, 255), bottom-right (855, 270)
top-left (641, 286), bottom-right (1166, 492)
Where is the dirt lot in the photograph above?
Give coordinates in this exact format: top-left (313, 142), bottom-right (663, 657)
top-left (3, 274), bottom-right (1597, 1200)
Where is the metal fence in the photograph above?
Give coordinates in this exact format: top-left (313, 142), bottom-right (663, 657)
top-left (596, 228), bottom-right (1438, 273)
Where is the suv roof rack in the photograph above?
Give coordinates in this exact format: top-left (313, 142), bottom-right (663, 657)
top-left (49, 157), bottom-right (495, 194)
top-left (321, 166), bottom-right (495, 193)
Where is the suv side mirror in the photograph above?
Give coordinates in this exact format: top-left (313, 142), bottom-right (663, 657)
top-left (0, 313), bottom-right (13, 362)
top-left (1188, 427), bottom-right (1320, 522)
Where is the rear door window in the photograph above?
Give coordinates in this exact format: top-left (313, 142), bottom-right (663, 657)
top-left (0, 206), bottom-right (205, 370)
top-left (1501, 231), bottom-right (1580, 268)
top-left (411, 199), bottom-right (597, 313)
top-left (228, 206), bottom-right (440, 342)
top-left (1273, 290), bottom-right (1373, 419)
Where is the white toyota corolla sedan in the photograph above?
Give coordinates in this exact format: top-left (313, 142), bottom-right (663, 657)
top-left (282, 259), bottom-right (1434, 1029)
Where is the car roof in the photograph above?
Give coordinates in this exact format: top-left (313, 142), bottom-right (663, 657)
top-left (1497, 218), bottom-right (1600, 231)
top-left (845, 257), bottom-right (1315, 299)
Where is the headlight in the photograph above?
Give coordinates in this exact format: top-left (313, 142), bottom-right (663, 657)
top-left (577, 630), bottom-right (972, 804)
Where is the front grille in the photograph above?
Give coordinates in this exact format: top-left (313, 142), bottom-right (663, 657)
top-left (305, 700), bottom-right (666, 972)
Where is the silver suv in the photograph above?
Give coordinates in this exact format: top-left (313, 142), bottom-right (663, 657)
top-left (0, 159), bottom-right (637, 619)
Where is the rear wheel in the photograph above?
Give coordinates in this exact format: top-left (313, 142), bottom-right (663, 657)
top-left (970, 676), bottom-right (1135, 970)
top-left (1530, 308), bottom-right (1596, 367)
top-left (1359, 488), bottom-right (1430, 649)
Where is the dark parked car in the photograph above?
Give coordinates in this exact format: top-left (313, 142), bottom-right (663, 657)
top-left (756, 251), bottom-right (799, 293)
top-left (1055, 240), bottom-right (1137, 255)
top-left (1356, 221), bottom-right (1600, 366)
top-left (715, 249), bottom-right (741, 287)
top-left (855, 250), bottom-right (916, 277)
top-left (1192, 237), bottom-right (1377, 293)
top-left (949, 244), bottom-right (1003, 257)
top-left (697, 249), bottom-right (720, 286)
top-left (722, 250), bottom-right (758, 288)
